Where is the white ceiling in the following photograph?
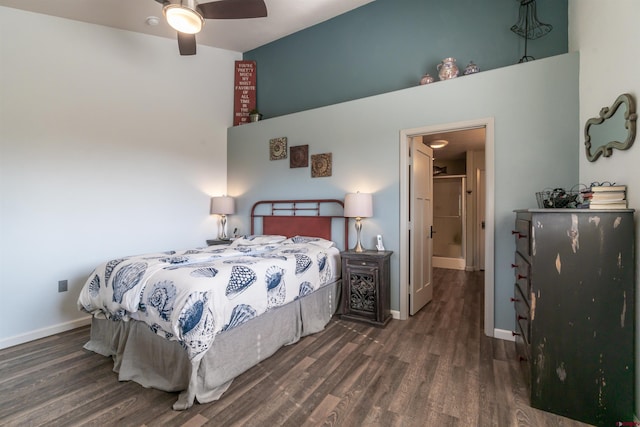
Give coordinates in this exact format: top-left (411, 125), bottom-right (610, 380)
top-left (1, 0), bottom-right (486, 159)
top-left (0, 0), bottom-right (375, 53)
top-left (423, 128), bottom-right (486, 161)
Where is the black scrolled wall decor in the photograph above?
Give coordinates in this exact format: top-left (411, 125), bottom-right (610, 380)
top-left (584, 93), bottom-right (637, 162)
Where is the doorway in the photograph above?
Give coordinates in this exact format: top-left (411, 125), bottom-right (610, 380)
top-left (433, 175), bottom-right (466, 270)
top-left (399, 118), bottom-right (495, 337)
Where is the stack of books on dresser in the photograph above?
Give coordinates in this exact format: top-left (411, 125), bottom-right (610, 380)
top-left (588, 184), bottom-right (627, 209)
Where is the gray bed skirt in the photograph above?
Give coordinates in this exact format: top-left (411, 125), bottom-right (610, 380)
top-left (83, 280), bottom-right (341, 410)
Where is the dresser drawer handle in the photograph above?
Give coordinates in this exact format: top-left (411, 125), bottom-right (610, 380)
top-left (358, 262), bottom-right (376, 266)
top-left (511, 263), bottom-right (518, 268)
top-left (510, 297), bottom-right (520, 302)
top-left (519, 356), bottom-right (528, 362)
top-left (511, 230), bottom-right (527, 239)
top-left (517, 315), bottom-right (527, 321)
top-left (347, 260), bottom-right (375, 267)
top-left (517, 274), bottom-right (527, 280)
top-left (512, 331), bottom-right (521, 337)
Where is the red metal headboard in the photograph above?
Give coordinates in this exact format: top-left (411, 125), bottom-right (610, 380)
top-left (250, 199), bottom-right (348, 250)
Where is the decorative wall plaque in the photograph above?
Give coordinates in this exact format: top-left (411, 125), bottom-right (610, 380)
top-left (311, 153), bottom-right (332, 177)
top-left (269, 137), bottom-right (287, 160)
top-left (290, 145), bottom-right (309, 168)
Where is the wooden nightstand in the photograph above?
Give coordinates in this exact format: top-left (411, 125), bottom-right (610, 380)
top-left (340, 250), bottom-right (392, 327)
top-left (206, 239), bottom-right (233, 246)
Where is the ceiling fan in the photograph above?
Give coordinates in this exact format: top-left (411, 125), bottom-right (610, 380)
top-left (154, 0), bottom-right (267, 55)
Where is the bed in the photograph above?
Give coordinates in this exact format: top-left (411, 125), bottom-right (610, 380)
top-left (77, 199), bottom-right (347, 410)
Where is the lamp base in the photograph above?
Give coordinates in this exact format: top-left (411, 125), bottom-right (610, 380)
top-left (218, 215), bottom-right (228, 240)
top-left (353, 217), bottom-right (365, 252)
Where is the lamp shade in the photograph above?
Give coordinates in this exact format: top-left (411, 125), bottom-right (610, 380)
top-left (344, 192), bottom-right (373, 218)
top-left (210, 196), bottom-right (235, 215)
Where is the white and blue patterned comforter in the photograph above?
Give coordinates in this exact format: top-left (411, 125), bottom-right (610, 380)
top-left (78, 236), bottom-right (340, 362)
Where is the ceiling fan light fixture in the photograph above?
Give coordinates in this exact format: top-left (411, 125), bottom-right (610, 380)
top-left (164, 3), bottom-right (204, 34)
top-left (429, 139), bottom-right (449, 149)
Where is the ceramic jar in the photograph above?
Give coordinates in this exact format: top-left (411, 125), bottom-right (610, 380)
top-left (437, 57), bottom-right (459, 80)
top-left (419, 73), bottom-right (434, 85)
top-left (464, 61), bottom-right (480, 75)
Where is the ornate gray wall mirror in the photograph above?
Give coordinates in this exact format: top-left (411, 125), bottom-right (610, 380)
top-left (584, 93), bottom-right (637, 162)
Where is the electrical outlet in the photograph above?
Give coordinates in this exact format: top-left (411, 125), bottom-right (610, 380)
top-left (58, 280), bottom-right (68, 293)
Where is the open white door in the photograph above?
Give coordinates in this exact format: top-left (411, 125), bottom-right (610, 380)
top-left (409, 138), bottom-right (433, 315)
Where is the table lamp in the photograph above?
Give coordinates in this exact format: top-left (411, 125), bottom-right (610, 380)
top-left (210, 196), bottom-right (235, 240)
top-left (344, 192), bottom-right (373, 252)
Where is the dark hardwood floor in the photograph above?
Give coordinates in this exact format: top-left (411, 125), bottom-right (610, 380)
top-left (0, 269), bottom-right (594, 426)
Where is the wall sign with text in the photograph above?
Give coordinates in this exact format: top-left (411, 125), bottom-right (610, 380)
top-left (233, 60), bottom-right (257, 126)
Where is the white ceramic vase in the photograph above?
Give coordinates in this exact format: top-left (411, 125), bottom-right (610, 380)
top-left (437, 57), bottom-right (459, 80)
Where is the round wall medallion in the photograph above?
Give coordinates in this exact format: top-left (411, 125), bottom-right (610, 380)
top-left (269, 137), bottom-right (288, 160)
top-left (311, 153), bottom-right (332, 177)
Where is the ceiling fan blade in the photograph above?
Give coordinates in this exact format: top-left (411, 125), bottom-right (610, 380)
top-left (198, 0), bottom-right (267, 19)
top-left (177, 32), bottom-right (197, 55)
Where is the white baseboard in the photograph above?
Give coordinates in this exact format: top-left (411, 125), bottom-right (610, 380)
top-left (433, 257), bottom-right (466, 270)
top-left (493, 328), bottom-right (515, 341)
top-left (0, 317), bottom-right (91, 350)
top-left (373, 314), bottom-right (517, 344)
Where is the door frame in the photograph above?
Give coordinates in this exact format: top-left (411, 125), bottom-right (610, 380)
top-left (477, 168), bottom-right (486, 270)
top-left (399, 117), bottom-right (495, 337)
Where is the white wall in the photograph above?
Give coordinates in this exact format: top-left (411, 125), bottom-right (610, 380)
top-left (0, 7), bottom-right (241, 347)
top-left (227, 53), bottom-right (579, 331)
top-left (569, 0), bottom-right (640, 416)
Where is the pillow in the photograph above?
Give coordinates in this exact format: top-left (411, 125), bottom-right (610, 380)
top-left (229, 235), bottom-right (286, 247)
top-left (284, 235), bottom-right (336, 249)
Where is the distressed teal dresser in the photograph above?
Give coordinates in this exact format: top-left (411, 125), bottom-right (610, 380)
top-left (512, 209), bottom-right (635, 426)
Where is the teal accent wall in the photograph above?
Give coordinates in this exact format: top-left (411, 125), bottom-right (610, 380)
top-left (244, 0), bottom-right (568, 118)
top-left (227, 53), bottom-right (579, 333)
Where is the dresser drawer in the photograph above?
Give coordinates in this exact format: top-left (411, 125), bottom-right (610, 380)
top-left (514, 218), bottom-right (531, 259)
top-left (513, 252), bottom-right (531, 297)
top-left (513, 282), bottom-right (530, 346)
top-left (515, 320), bottom-right (531, 389)
top-left (344, 257), bottom-right (380, 269)
top-left (514, 280), bottom-right (531, 391)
